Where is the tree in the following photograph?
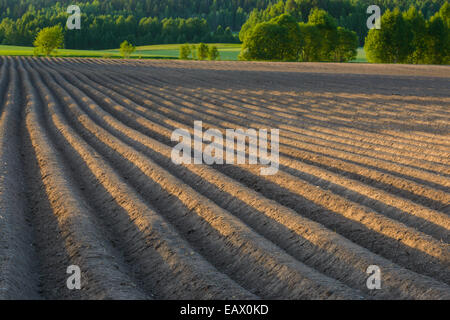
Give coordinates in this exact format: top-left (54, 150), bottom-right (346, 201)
top-left (298, 22), bottom-right (323, 62)
top-left (197, 43), bottom-right (209, 60)
top-left (307, 8), bottom-right (339, 61)
top-left (239, 9), bottom-right (264, 42)
top-left (333, 27), bottom-right (358, 62)
top-left (240, 13), bottom-right (303, 61)
top-left (270, 14), bottom-right (303, 60)
top-left (438, 2), bottom-right (450, 28)
top-left (191, 45), bottom-right (197, 59)
top-left (179, 43), bottom-right (191, 59)
top-left (364, 9), bottom-right (414, 63)
top-left (424, 14), bottom-right (449, 64)
top-left (403, 6), bottom-right (427, 64)
top-left (119, 40), bottom-right (135, 58)
top-left (208, 45), bottom-right (220, 60)
top-left (239, 21), bottom-right (290, 61)
top-left (33, 25), bottom-right (64, 56)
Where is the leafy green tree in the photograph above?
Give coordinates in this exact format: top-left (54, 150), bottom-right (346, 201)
top-left (270, 14), bottom-right (303, 60)
top-left (179, 43), bottom-right (191, 59)
top-left (33, 25), bottom-right (64, 56)
top-left (239, 21), bottom-right (290, 61)
top-left (197, 43), bottom-right (209, 60)
top-left (208, 45), bottom-right (220, 60)
top-left (239, 9), bottom-right (264, 42)
top-left (285, 0), bottom-right (301, 20)
top-left (333, 27), bottom-right (358, 62)
top-left (0, 0), bottom-right (448, 51)
top-left (403, 6), bottom-right (427, 63)
top-left (298, 22), bottom-right (323, 62)
top-left (364, 9), bottom-right (414, 63)
top-left (438, 2), bottom-right (450, 28)
top-left (424, 14), bottom-right (449, 64)
top-left (191, 44), bottom-right (197, 59)
top-left (119, 40), bottom-right (135, 58)
top-left (239, 1), bottom-right (285, 43)
top-left (307, 8), bottom-right (338, 61)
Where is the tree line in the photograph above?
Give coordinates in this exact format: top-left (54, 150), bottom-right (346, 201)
top-left (239, 0), bottom-right (449, 64)
top-left (239, 10), bottom-right (358, 62)
top-left (0, 0), bottom-right (268, 48)
top-left (0, 12), bottom-right (238, 50)
top-left (179, 43), bottom-right (220, 60)
top-left (239, 0), bottom-right (447, 46)
top-left (0, 0), bottom-right (272, 30)
top-left (0, 0), bottom-right (446, 49)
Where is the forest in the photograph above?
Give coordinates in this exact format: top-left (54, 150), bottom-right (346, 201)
top-left (0, 0), bottom-right (447, 49)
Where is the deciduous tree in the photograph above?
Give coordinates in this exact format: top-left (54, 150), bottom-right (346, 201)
top-left (365, 9), bottom-right (413, 63)
top-left (179, 43), bottom-right (191, 59)
top-left (208, 45), bottom-right (220, 60)
top-left (197, 43), bottom-right (209, 60)
top-left (119, 40), bottom-right (135, 58)
top-left (33, 25), bottom-right (64, 56)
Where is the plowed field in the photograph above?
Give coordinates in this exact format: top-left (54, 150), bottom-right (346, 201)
top-left (0, 56), bottom-right (449, 299)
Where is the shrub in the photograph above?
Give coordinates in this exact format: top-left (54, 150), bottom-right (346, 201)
top-left (119, 40), bottom-right (135, 58)
top-left (179, 44), bottom-right (191, 59)
top-left (197, 43), bottom-right (209, 60)
top-left (208, 45), bottom-right (220, 60)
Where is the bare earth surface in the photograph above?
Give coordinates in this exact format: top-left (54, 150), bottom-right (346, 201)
top-left (0, 56), bottom-right (449, 300)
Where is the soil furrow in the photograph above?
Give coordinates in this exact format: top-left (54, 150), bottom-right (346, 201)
top-left (31, 58), bottom-right (363, 300)
top-left (19, 57), bottom-right (150, 300)
top-left (39, 60), bottom-right (450, 294)
top-left (0, 58), bottom-right (39, 299)
top-left (26, 58), bottom-right (255, 300)
top-left (72, 69), bottom-right (450, 218)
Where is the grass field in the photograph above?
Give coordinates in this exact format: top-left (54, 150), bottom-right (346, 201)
top-left (0, 43), bottom-right (367, 62)
top-left (111, 43), bottom-right (242, 60)
top-left (0, 43), bottom-right (241, 60)
top-left (0, 45), bottom-right (111, 58)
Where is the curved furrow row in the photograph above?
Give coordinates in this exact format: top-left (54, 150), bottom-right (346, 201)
top-left (23, 58), bottom-right (255, 300)
top-left (207, 88), bottom-right (450, 143)
top-left (0, 58), bottom-right (39, 299)
top-left (75, 69), bottom-right (449, 213)
top-left (209, 88), bottom-right (450, 162)
top-left (38, 59), bottom-right (450, 299)
top-left (265, 91), bottom-right (450, 121)
top-left (153, 84), bottom-right (450, 173)
top-left (40, 61), bottom-right (450, 286)
top-left (119, 63), bottom-right (450, 149)
top-left (78, 67), bottom-right (449, 186)
top-left (18, 57), bottom-right (151, 300)
top-left (57, 58), bottom-right (450, 158)
top-left (5, 57), bottom-right (447, 300)
top-left (138, 65), bottom-right (450, 151)
top-left (29, 58), bottom-right (363, 300)
top-left (64, 67), bottom-right (450, 238)
top-left (152, 63), bottom-right (450, 144)
top-left (147, 84), bottom-right (450, 185)
top-left (129, 81), bottom-right (450, 209)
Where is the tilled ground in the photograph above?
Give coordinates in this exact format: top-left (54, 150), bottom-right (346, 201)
top-left (0, 56), bottom-right (449, 300)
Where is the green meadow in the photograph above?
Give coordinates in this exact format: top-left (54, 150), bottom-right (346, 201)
top-left (105, 43), bottom-right (242, 60)
top-left (0, 43), bottom-right (366, 62)
top-left (0, 43), bottom-right (242, 60)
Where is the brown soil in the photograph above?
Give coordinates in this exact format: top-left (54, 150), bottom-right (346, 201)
top-left (0, 57), bottom-right (449, 300)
